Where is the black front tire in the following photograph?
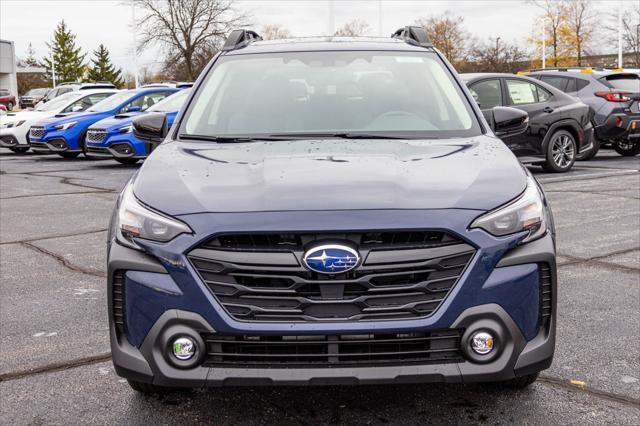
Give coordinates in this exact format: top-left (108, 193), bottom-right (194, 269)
top-left (613, 138), bottom-right (640, 156)
top-left (9, 146), bottom-right (30, 153)
top-left (577, 137), bottom-right (600, 161)
top-left (500, 373), bottom-right (539, 388)
top-left (115, 157), bottom-right (140, 165)
top-left (127, 380), bottom-right (175, 394)
top-left (542, 130), bottom-right (577, 173)
top-left (58, 152), bottom-right (80, 159)
top-left (7, 101), bottom-right (14, 111)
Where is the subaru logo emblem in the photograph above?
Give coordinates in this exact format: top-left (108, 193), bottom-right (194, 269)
top-left (303, 244), bottom-right (360, 274)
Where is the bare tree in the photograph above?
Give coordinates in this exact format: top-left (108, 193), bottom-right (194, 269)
top-left (470, 37), bottom-right (528, 73)
top-left (531, 0), bottom-right (569, 66)
top-left (262, 24), bottom-right (292, 40)
top-left (604, 2), bottom-right (640, 67)
top-left (561, 0), bottom-right (597, 66)
top-left (415, 12), bottom-right (470, 67)
top-left (334, 19), bottom-right (370, 37)
top-left (135, 0), bottom-right (248, 81)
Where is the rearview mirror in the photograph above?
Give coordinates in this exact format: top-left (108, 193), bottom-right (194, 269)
top-left (490, 106), bottom-right (529, 138)
top-left (133, 113), bottom-right (168, 148)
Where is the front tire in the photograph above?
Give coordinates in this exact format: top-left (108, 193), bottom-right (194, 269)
top-left (613, 138), bottom-right (640, 156)
top-left (58, 152), bottom-right (80, 159)
top-left (7, 101), bottom-right (14, 111)
top-left (500, 373), bottom-right (539, 388)
top-left (127, 380), bottom-right (175, 394)
top-left (542, 130), bottom-right (576, 173)
top-left (115, 157), bottom-right (140, 165)
top-left (9, 146), bottom-right (30, 153)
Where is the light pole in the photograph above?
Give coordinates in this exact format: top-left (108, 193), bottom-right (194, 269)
top-left (131, 0), bottom-right (139, 88)
top-left (542, 19), bottom-right (546, 69)
top-left (50, 49), bottom-right (56, 88)
top-left (618, 0), bottom-right (623, 69)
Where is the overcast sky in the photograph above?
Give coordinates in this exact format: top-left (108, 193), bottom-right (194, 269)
top-left (0, 0), bottom-right (627, 75)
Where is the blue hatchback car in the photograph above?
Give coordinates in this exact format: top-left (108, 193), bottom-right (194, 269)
top-left (29, 87), bottom-right (177, 158)
top-left (109, 28), bottom-right (557, 394)
top-left (85, 89), bottom-right (190, 164)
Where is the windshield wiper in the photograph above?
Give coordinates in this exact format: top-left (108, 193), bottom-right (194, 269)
top-left (268, 132), bottom-right (407, 140)
top-left (178, 134), bottom-right (287, 143)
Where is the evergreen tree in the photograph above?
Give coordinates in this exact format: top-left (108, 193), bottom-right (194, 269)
top-left (41, 20), bottom-right (86, 83)
top-left (24, 43), bottom-right (39, 67)
top-left (86, 44), bottom-right (124, 88)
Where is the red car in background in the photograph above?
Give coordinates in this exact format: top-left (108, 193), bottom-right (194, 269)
top-left (0, 89), bottom-right (16, 110)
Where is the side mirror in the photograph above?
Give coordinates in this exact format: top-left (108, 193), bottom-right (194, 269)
top-left (133, 112), bottom-right (168, 147)
top-left (490, 106), bottom-right (529, 138)
top-left (72, 105), bottom-right (84, 112)
top-left (126, 105), bottom-right (142, 113)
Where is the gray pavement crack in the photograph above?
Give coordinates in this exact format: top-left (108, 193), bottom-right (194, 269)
top-left (538, 375), bottom-right (640, 408)
top-left (2, 190), bottom-right (112, 200)
top-left (20, 241), bottom-right (106, 278)
top-left (558, 248), bottom-right (639, 273)
top-left (545, 189), bottom-right (640, 200)
top-left (23, 171), bottom-right (119, 193)
top-left (0, 228), bottom-right (107, 245)
top-left (0, 353), bottom-right (112, 382)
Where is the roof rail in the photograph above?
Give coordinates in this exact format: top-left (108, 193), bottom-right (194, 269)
top-left (391, 26), bottom-right (432, 48)
top-left (222, 29), bottom-right (262, 52)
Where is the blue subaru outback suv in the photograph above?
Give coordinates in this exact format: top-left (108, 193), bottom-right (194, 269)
top-left (29, 87), bottom-right (177, 158)
top-left (108, 28), bottom-right (557, 394)
top-left (85, 89), bottom-right (191, 164)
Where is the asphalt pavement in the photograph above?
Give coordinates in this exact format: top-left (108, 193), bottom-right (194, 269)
top-left (0, 149), bottom-right (638, 425)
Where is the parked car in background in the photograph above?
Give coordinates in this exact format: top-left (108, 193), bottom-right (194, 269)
top-left (35, 82), bottom-right (117, 108)
top-left (112, 27), bottom-right (557, 394)
top-left (0, 89), bottom-right (16, 111)
top-left (462, 73), bottom-right (593, 172)
top-left (86, 88), bottom-right (190, 164)
top-left (140, 81), bottom-right (194, 89)
top-left (19, 88), bottom-right (50, 109)
top-left (1, 89), bottom-right (117, 153)
top-left (0, 104), bottom-right (6, 112)
top-left (527, 69), bottom-right (640, 157)
top-left (29, 87), bottom-right (177, 158)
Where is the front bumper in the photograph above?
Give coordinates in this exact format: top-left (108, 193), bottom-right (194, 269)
top-left (86, 133), bottom-right (148, 159)
top-left (108, 209), bottom-right (557, 388)
top-left (0, 128), bottom-right (29, 147)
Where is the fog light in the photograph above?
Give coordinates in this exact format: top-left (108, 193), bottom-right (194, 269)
top-left (172, 337), bottom-right (196, 360)
top-left (470, 331), bottom-right (494, 355)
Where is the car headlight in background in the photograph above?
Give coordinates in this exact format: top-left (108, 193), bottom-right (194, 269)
top-left (2, 120), bottom-right (26, 128)
top-left (116, 183), bottom-right (191, 249)
top-left (119, 125), bottom-right (133, 134)
top-left (471, 176), bottom-right (548, 244)
top-left (54, 121), bottom-right (77, 130)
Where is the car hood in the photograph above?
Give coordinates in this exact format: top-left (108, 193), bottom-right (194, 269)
top-left (133, 136), bottom-right (527, 216)
top-left (0, 110), bottom-right (49, 124)
top-left (38, 111), bottom-right (106, 128)
top-left (90, 114), bottom-right (136, 131)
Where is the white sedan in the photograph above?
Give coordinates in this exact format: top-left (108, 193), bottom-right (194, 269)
top-left (0, 89), bottom-right (118, 153)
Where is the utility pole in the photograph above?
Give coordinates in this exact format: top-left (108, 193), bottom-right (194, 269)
top-left (542, 20), bottom-right (546, 69)
top-left (378, 0), bottom-right (383, 36)
top-left (131, 0), bottom-right (139, 88)
top-left (618, 0), bottom-right (623, 68)
top-left (50, 49), bottom-right (56, 88)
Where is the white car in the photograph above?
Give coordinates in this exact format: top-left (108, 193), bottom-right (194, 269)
top-left (0, 89), bottom-right (118, 153)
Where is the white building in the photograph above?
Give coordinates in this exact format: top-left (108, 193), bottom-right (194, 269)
top-left (0, 39), bottom-right (18, 96)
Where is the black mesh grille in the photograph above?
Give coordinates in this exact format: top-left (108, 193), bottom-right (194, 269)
top-left (189, 231), bottom-right (475, 322)
top-left (86, 129), bottom-right (107, 142)
top-left (539, 263), bottom-right (552, 324)
top-left (112, 271), bottom-right (125, 334)
top-left (203, 329), bottom-right (463, 367)
top-left (29, 126), bottom-right (44, 139)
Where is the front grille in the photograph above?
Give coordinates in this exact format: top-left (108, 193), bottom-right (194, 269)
top-left (112, 271), bottom-right (126, 334)
top-left (86, 129), bottom-right (107, 143)
top-left (29, 126), bottom-right (44, 139)
top-left (188, 231), bottom-right (475, 322)
top-left (203, 329), bottom-right (463, 367)
top-left (539, 263), bottom-right (552, 325)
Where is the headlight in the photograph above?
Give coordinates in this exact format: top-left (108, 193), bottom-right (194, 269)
top-left (470, 176), bottom-right (548, 243)
top-left (119, 125), bottom-right (132, 134)
top-left (116, 183), bottom-right (191, 249)
top-left (54, 121), bottom-right (77, 130)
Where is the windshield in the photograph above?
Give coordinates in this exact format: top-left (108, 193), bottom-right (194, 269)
top-left (148, 89), bottom-right (190, 112)
top-left (602, 74), bottom-right (640, 92)
top-left (181, 51), bottom-right (480, 139)
top-left (25, 88), bottom-right (49, 97)
top-left (87, 90), bottom-right (132, 112)
top-left (35, 92), bottom-right (83, 111)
